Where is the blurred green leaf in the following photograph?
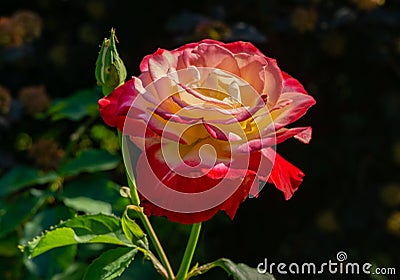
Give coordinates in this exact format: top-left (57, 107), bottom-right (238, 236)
top-left (21, 206), bottom-right (76, 279)
top-left (25, 245), bottom-right (77, 279)
top-left (22, 206), bottom-right (74, 245)
top-left (118, 257), bottom-right (164, 280)
top-left (189, 258), bottom-right (275, 280)
top-left (217, 259), bottom-right (275, 280)
top-left (62, 175), bottom-right (126, 212)
top-left (0, 192), bottom-right (47, 238)
top-left (0, 166), bottom-right (58, 197)
top-left (0, 233), bottom-right (19, 257)
top-left (52, 262), bottom-right (87, 280)
top-left (63, 197), bottom-right (112, 214)
top-left (121, 206), bottom-right (148, 248)
top-left (90, 124), bottom-right (120, 153)
top-left (20, 214), bottom-right (131, 258)
top-left (47, 89), bottom-right (101, 121)
top-left (23, 228), bottom-right (82, 258)
top-left (58, 149), bottom-right (120, 176)
top-left (83, 247), bottom-right (138, 280)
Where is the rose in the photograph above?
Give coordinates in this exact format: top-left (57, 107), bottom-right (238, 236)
top-left (99, 39), bottom-right (315, 224)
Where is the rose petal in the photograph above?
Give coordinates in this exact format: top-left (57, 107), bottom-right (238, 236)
top-left (181, 43), bottom-right (241, 76)
top-left (137, 144), bottom-right (256, 224)
top-left (262, 148), bottom-right (304, 200)
top-left (222, 40), bottom-right (266, 56)
top-left (282, 71), bottom-right (308, 94)
top-left (147, 49), bottom-right (178, 80)
top-left (234, 52), bottom-right (266, 94)
top-left (270, 92), bottom-right (316, 131)
top-left (99, 79), bottom-right (142, 131)
top-left (238, 126), bottom-right (313, 153)
top-left (262, 58), bottom-right (283, 108)
top-left (116, 77), bottom-right (146, 116)
top-left (153, 106), bottom-right (203, 124)
top-left (202, 121), bottom-right (226, 140)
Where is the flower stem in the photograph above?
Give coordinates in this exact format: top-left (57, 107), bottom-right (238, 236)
top-left (176, 223), bottom-right (202, 280)
top-left (124, 168), bottom-right (140, 206)
top-left (125, 172), bottom-right (175, 279)
top-left (119, 133), bottom-right (174, 279)
top-left (141, 212), bottom-right (175, 279)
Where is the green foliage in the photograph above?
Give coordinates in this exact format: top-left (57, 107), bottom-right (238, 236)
top-left (0, 97), bottom-right (128, 278)
top-left (0, 192), bottom-right (47, 238)
top-left (90, 125), bottom-right (120, 153)
top-left (62, 197), bottom-right (112, 214)
top-left (0, 234), bottom-right (20, 257)
top-left (0, 166), bottom-right (58, 197)
top-left (119, 257), bottom-right (164, 280)
top-left (47, 89), bottom-right (101, 121)
top-left (61, 175), bottom-right (127, 213)
top-left (52, 263), bottom-right (87, 280)
top-left (214, 259), bottom-right (275, 280)
top-left (19, 213), bottom-right (165, 280)
top-left (20, 214), bottom-right (131, 258)
top-left (58, 149), bottom-right (120, 177)
top-left (189, 258), bottom-right (275, 280)
top-left (24, 245), bottom-right (78, 279)
top-left (83, 247), bottom-right (137, 280)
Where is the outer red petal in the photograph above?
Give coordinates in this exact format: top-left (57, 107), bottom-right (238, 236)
top-left (265, 150), bottom-right (304, 200)
top-left (137, 144), bottom-right (256, 224)
top-left (99, 79), bottom-right (144, 132)
top-left (140, 39), bottom-right (269, 77)
top-left (282, 71), bottom-right (308, 95)
top-left (98, 88), bottom-right (125, 131)
top-left (179, 39), bottom-right (265, 57)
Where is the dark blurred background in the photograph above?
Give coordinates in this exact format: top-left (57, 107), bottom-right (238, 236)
top-left (1, 0), bottom-right (400, 279)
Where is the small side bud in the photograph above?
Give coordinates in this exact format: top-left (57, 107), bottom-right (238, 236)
top-left (95, 28), bottom-right (127, 96)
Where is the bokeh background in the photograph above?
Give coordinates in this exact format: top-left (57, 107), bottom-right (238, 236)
top-left (1, 0), bottom-right (400, 279)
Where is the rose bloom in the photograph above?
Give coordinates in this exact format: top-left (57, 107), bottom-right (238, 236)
top-left (99, 39), bottom-right (315, 224)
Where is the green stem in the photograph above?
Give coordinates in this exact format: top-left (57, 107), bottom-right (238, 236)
top-left (140, 213), bottom-right (175, 279)
top-left (176, 223), bottom-right (202, 280)
top-left (125, 169), bottom-right (174, 279)
top-left (124, 153), bottom-right (141, 206)
top-left (118, 132), bottom-right (174, 279)
top-left (136, 247), bottom-right (168, 278)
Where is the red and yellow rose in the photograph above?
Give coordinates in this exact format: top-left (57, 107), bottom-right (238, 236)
top-left (99, 39), bottom-right (315, 224)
